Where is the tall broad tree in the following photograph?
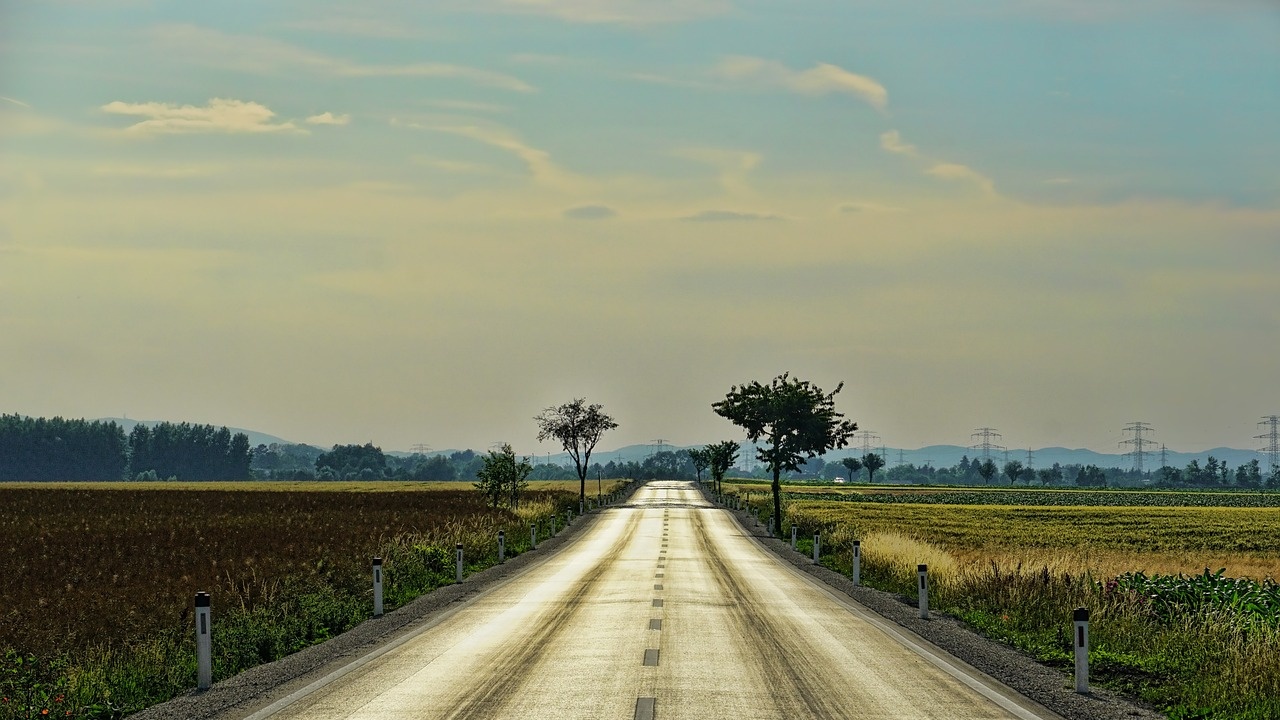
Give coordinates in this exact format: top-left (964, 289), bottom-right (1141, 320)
top-left (712, 373), bottom-right (857, 532)
top-left (707, 440), bottom-right (740, 494)
top-left (687, 447), bottom-right (711, 484)
top-left (977, 458), bottom-right (998, 485)
top-left (1003, 460), bottom-right (1025, 486)
top-left (861, 452), bottom-right (885, 484)
top-left (840, 456), bottom-right (862, 483)
top-left (535, 398), bottom-right (618, 509)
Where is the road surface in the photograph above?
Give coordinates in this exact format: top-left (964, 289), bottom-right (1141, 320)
top-left (242, 481), bottom-right (1058, 720)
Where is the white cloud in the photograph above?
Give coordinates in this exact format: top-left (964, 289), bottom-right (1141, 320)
top-left (927, 163), bottom-right (997, 196)
top-left (1, 96), bottom-right (31, 109)
top-left (712, 56), bottom-right (888, 111)
top-left (420, 123), bottom-right (574, 188)
top-left (306, 112), bottom-right (350, 126)
top-left (101, 98), bottom-right (303, 135)
top-left (150, 24), bottom-right (535, 93)
top-left (680, 209), bottom-right (781, 222)
top-left (880, 130), bottom-right (917, 156)
top-left (493, 0), bottom-right (729, 25)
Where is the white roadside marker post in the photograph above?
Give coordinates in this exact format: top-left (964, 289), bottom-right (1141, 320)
top-left (531, 524), bottom-right (537, 550)
top-left (566, 510), bottom-right (571, 527)
top-left (768, 516), bottom-right (774, 536)
top-left (580, 498), bottom-right (585, 516)
top-left (551, 515), bottom-right (557, 536)
top-left (195, 591), bottom-right (212, 691)
top-left (455, 543), bottom-right (464, 584)
top-left (791, 525), bottom-right (798, 550)
top-left (851, 540), bottom-right (861, 586)
top-left (498, 531), bottom-right (506, 563)
top-left (813, 533), bottom-right (821, 564)
top-left (918, 564), bottom-right (930, 619)
top-left (372, 557), bottom-right (384, 618)
top-left (1074, 608), bottom-right (1090, 693)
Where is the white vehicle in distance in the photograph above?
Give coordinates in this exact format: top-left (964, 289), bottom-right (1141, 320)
top-left (833, 476), bottom-right (846, 484)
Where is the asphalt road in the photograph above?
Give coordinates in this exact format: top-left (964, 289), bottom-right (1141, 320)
top-left (240, 481), bottom-right (1061, 720)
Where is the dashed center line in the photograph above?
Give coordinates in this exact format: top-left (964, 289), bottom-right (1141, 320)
top-left (652, 598), bottom-right (663, 607)
top-left (634, 697), bottom-right (656, 720)
top-left (649, 619), bottom-right (662, 630)
top-left (643, 648), bottom-right (660, 666)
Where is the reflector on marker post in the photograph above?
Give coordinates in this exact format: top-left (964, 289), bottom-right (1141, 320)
top-left (1074, 607), bottom-right (1090, 693)
top-left (194, 591), bottom-right (212, 690)
top-left (498, 531), bottom-right (505, 563)
top-left (918, 564), bottom-right (930, 619)
top-left (455, 543), bottom-right (464, 584)
top-left (851, 540), bottom-right (861, 585)
top-left (372, 557), bottom-right (383, 618)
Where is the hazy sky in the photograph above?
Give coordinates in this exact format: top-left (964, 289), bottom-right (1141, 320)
top-left (2, 0), bottom-right (1278, 456)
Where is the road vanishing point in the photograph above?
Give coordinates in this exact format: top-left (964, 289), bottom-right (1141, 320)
top-left (238, 481), bottom-right (1060, 720)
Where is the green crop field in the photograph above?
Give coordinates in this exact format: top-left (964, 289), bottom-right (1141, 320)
top-left (0, 481), bottom-right (623, 720)
top-left (728, 485), bottom-right (1280, 720)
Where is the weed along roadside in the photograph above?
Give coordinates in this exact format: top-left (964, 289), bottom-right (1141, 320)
top-left (0, 480), bottom-right (638, 720)
top-left (716, 483), bottom-right (1280, 720)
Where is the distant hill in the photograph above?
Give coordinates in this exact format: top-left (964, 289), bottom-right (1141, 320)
top-left (95, 418), bottom-right (291, 449)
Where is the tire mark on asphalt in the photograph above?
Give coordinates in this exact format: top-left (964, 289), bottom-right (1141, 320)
top-left (692, 510), bottom-right (846, 719)
top-left (439, 509), bottom-right (644, 719)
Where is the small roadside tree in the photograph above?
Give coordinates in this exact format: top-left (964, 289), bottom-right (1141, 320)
top-left (977, 459), bottom-right (998, 485)
top-left (707, 440), bottom-right (740, 494)
top-left (535, 398), bottom-right (619, 509)
top-left (474, 443), bottom-right (532, 509)
top-left (1003, 460), bottom-right (1025, 486)
top-left (687, 447), bottom-right (711, 484)
top-left (712, 373), bottom-right (856, 532)
top-left (841, 456), bottom-right (862, 483)
top-left (861, 453), bottom-right (885, 484)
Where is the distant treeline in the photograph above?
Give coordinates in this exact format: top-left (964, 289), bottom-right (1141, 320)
top-left (252, 445), bottom-right (708, 483)
top-left (0, 415), bottom-right (251, 481)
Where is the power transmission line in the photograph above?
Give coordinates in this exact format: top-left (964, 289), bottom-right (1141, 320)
top-left (1120, 422), bottom-right (1156, 473)
top-left (852, 431), bottom-right (880, 454)
top-left (1257, 416), bottom-right (1280, 473)
top-left (969, 428), bottom-right (1004, 460)
top-left (410, 443), bottom-right (431, 455)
